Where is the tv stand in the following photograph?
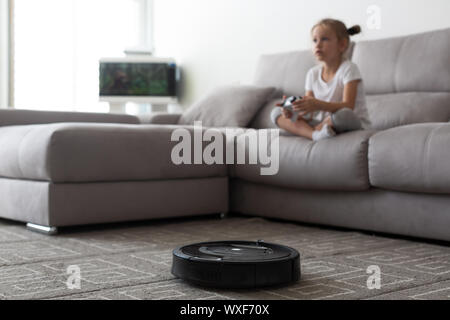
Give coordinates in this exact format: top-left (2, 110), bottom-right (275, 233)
top-left (151, 104), bottom-right (169, 112)
top-left (109, 102), bottom-right (127, 114)
top-left (108, 102), bottom-right (169, 114)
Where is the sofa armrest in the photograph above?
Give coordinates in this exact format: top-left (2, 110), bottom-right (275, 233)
top-left (0, 108), bottom-right (140, 127)
top-left (138, 112), bottom-right (182, 125)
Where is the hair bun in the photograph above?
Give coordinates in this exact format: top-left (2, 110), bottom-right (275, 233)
top-left (347, 25), bottom-right (361, 36)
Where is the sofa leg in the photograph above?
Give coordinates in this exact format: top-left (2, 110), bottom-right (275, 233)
top-left (219, 212), bottom-right (228, 220)
top-left (26, 223), bottom-right (58, 235)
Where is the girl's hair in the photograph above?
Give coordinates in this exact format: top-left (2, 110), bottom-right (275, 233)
top-left (311, 18), bottom-right (361, 44)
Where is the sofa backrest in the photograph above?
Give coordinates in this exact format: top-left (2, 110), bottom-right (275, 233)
top-left (250, 28), bottom-right (450, 130)
top-left (250, 50), bottom-right (316, 130)
top-left (252, 50), bottom-right (316, 100)
top-left (252, 42), bottom-right (355, 99)
top-left (352, 28), bottom-right (450, 95)
top-left (0, 109), bottom-right (140, 127)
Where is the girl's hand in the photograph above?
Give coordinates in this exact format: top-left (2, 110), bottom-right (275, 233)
top-left (275, 95), bottom-right (287, 107)
top-left (275, 95), bottom-right (292, 119)
top-left (282, 108), bottom-right (293, 119)
top-left (292, 96), bottom-right (321, 115)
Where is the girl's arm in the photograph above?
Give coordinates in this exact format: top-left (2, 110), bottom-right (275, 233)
top-left (316, 80), bottom-right (360, 112)
top-left (305, 90), bottom-right (315, 98)
top-left (295, 80), bottom-right (360, 114)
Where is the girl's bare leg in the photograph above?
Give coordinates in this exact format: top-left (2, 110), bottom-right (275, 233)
top-left (314, 116), bottom-right (333, 131)
top-left (276, 116), bottom-right (315, 140)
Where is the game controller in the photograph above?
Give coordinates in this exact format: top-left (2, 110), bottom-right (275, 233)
top-left (281, 96), bottom-right (313, 122)
top-left (281, 96), bottom-right (302, 122)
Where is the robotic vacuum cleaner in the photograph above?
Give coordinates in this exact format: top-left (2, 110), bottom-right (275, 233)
top-left (171, 240), bottom-right (300, 289)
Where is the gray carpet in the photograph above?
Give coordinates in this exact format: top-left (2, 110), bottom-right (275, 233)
top-left (1, 215), bottom-right (450, 300)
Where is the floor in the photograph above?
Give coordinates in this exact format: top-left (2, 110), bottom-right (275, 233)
top-left (1, 214), bottom-right (450, 300)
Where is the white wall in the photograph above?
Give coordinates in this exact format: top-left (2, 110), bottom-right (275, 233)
top-left (153, 0), bottom-right (450, 109)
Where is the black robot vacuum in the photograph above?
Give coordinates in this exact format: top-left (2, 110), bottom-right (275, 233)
top-left (171, 240), bottom-right (300, 289)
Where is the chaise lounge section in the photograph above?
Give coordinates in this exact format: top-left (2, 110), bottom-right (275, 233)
top-left (0, 111), bottom-right (229, 232)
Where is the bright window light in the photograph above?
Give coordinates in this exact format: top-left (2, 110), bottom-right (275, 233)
top-left (13, 0), bottom-right (150, 112)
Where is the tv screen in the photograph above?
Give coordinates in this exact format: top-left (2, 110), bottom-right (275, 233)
top-left (99, 62), bottom-right (177, 97)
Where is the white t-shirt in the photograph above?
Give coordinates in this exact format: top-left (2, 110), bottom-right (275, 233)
top-left (305, 59), bottom-right (371, 129)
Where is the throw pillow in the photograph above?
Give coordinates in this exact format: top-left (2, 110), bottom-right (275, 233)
top-left (178, 85), bottom-right (276, 127)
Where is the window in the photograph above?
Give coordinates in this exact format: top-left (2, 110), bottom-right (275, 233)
top-left (12, 0), bottom-right (152, 112)
top-left (0, 0), bottom-right (11, 108)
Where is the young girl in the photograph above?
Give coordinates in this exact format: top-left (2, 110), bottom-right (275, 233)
top-left (271, 18), bottom-right (371, 141)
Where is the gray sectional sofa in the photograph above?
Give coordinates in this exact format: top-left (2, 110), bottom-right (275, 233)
top-left (0, 28), bottom-right (449, 241)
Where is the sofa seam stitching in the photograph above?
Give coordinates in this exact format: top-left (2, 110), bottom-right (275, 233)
top-left (422, 125), bottom-right (442, 191)
top-left (393, 38), bottom-right (406, 93)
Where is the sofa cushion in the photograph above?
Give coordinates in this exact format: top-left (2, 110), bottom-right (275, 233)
top-left (0, 123), bottom-right (227, 183)
top-left (249, 99), bottom-right (280, 130)
top-left (369, 123), bottom-right (450, 194)
top-left (367, 92), bottom-right (450, 130)
top-left (232, 129), bottom-right (376, 191)
top-left (178, 85), bottom-right (275, 128)
top-left (353, 28), bottom-right (450, 94)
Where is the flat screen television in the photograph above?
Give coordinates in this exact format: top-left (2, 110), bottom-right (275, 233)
top-left (99, 57), bottom-right (179, 106)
